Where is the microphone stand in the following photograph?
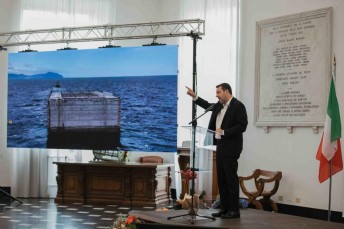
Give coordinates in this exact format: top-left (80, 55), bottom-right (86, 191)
top-left (168, 31), bottom-right (215, 224)
top-left (188, 105), bottom-right (214, 125)
top-left (168, 115), bottom-right (215, 223)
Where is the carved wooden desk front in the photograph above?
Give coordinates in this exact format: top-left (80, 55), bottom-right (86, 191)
top-left (54, 162), bottom-right (173, 207)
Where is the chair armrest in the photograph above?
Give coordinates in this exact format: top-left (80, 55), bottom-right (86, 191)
top-left (239, 169), bottom-right (260, 181)
top-left (239, 175), bottom-right (255, 181)
top-left (258, 177), bottom-right (277, 183)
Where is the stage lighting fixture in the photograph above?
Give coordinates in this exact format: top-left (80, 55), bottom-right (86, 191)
top-left (0, 46), bottom-right (7, 51)
top-left (98, 40), bottom-right (121, 48)
top-left (57, 47), bottom-right (78, 51)
top-left (57, 42), bottom-right (77, 51)
top-left (143, 37), bottom-right (166, 46)
top-left (98, 44), bottom-right (121, 48)
top-left (19, 49), bottom-right (37, 52)
top-left (19, 45), bottom-right (38, 53)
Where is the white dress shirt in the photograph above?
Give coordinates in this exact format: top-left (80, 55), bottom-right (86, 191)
top-left (215, 98), bottom-right (232, 139)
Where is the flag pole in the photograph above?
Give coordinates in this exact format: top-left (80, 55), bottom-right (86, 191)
top-left (328, 160), bottom-right (332, 221)
top-left (327, 55), bottom-right (336, 221)
top-left (333, 55), bottom-right (336, 82)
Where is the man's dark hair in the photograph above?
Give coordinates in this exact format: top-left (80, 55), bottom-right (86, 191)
top-left (216, 83), bottom-right (232, 94)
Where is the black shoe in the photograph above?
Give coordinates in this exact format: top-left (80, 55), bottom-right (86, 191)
top-left (211, 209), bottom-right (227, 217)
top-left (221, 211), bottom-right (240, 219)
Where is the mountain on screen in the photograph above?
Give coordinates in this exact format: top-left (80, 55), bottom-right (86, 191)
top-left (8, 72), bottom-right (64, 79)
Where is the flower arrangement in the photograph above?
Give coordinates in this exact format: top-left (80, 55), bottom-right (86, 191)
top-left (176, 190), bottom-right (207, 211)
top-left (112, 214), bottom-right (141, 229)
top-left (178, 169), bottom-right (198, 194)
top-left (176, 169), bottom-right (209, 211)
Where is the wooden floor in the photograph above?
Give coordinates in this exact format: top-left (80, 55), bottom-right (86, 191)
top-left (0, 198), bottom-right (343, 229)
top-left (131, 208), bottom-right (344, 229)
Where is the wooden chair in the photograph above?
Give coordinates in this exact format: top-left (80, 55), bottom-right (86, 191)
top-left (139, 156), bottom-right (164, 164)
top-left (239, 169), bottom-right (282, 212)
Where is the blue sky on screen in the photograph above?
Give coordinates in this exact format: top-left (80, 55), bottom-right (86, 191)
top-left (8, 45), bottom-right (178, 78)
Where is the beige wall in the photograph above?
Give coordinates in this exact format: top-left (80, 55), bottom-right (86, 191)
top-left (238, 0), bottom-right (344, 211)
top-left (1, 0), bottom-right (344, 212)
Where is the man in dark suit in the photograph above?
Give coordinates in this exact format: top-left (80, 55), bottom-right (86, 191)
top-left (186, 83), bottom-right (248, 219)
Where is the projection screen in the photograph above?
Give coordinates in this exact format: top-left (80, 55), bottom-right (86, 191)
top-left (7, 46), bottom-right (178, 152)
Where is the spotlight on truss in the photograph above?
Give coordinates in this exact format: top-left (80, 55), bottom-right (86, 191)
top-left (19, 45), bottom-right (37, 52)
top-left (98, 44), bottom-right (121, 48)
top-left (143, 37), bottom-right (166, 46)
top-left (56, 42), bottom-right (77, 51)
top-left (99, 40), bottom-right (121, 48)
top-left (57, 43), bottom-right (77, 51)
top-left (57, 47), bottom-right (78, 51)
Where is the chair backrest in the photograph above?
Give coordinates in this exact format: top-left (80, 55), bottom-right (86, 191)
top-left (239, 169), bottom-right (282, 212)
top-left (258, 169), bottom-right (282, 180)
top-left (240, 169), bottom-right (282, 198)
top-left (139, 156), bottom-right (164, 164)
top-left (254, 169), bottom-right (282, 197)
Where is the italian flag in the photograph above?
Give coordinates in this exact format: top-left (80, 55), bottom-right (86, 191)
top-left (316, 77), bottom-right (343, 183)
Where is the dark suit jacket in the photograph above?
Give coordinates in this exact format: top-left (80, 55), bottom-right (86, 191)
top-left (195, 96), bottom-right (248, 158)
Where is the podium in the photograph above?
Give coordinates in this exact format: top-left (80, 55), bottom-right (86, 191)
top-left (182, 126), bottom-right (215, 207)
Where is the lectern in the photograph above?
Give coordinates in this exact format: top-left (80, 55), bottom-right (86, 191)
top-left (182, 125), bottom-right (214, 207)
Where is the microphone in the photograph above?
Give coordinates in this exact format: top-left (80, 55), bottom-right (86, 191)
top-left (205, 104), bottom-right (215, 112)
top-left (188, 103), bottom-right (215, 125)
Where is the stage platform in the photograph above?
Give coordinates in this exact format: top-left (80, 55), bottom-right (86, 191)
top-left (130, 208), bottom-right (344, 229)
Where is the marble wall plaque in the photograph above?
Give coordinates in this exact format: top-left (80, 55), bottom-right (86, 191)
top-left (254, 8), bottom-right (332, 127)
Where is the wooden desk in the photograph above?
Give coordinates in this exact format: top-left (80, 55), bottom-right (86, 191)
top-left (54, 162), bottom-right (173, 207)
top-left (177, 147), bottom-right (218, 201)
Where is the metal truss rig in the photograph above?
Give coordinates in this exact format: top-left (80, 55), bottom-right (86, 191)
top-left (0, 19), bottom-right (205, 47)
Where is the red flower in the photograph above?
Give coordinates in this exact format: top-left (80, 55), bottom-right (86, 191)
top-left (125, 215), bottom-right (137, 225)
top-left (180, 169), bottom-right (197, 182)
